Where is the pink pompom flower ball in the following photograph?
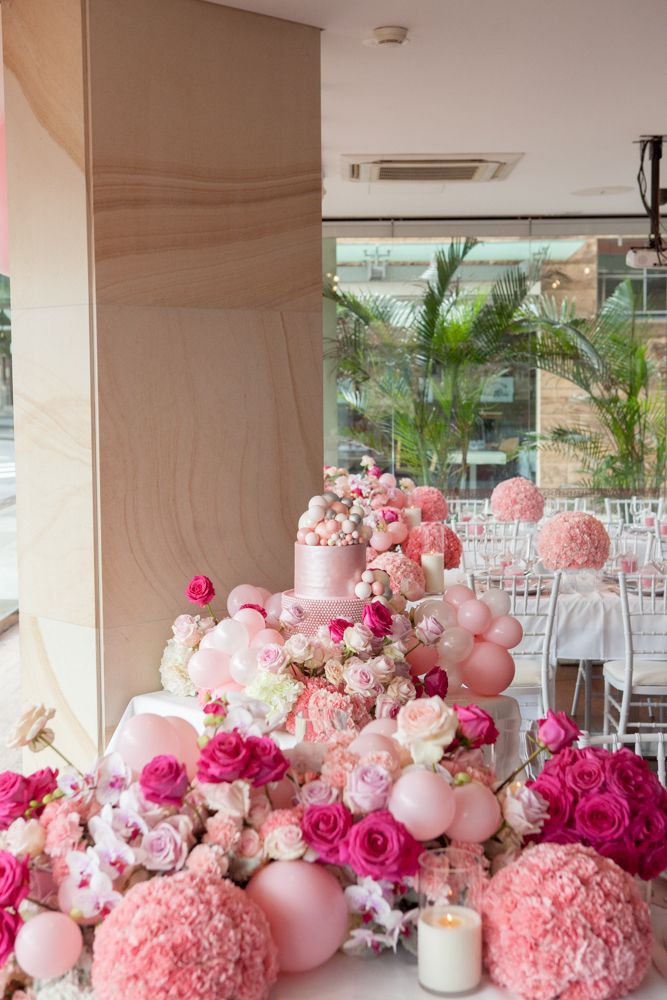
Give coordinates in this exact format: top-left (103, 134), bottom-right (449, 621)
top-left (368, 551), bottom-right (426, 597)
top-left (403, 522), bottom-right (462, 568)
top-left (483, 843), bottom-right (653, 1000)
top-left (409, 486), bottom-right (448, 522)
top-left (92, 871), bottom-right (278, 1000)
top-left (537, 512), bottom-right (611, 570)
top-left (490, 476), bottom-right (544, 523)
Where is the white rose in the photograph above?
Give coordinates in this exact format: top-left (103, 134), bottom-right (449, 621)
top-left (501, 782), bottom-right (549, 837)
top-left (171, 614), bottom-right (202, 649)
top-left (344, 623), bottom-right (374, 653)
top-left (324, 658), bottom-right (345, 686)
top-left (386, 676), bottom-right (417, 704)
top-left (343, 659), bottom-right (380, 696)
top-left (368, 655), bottom-right (396, 683)
top-left (6, 818), bottom-right (46, 858)
top-left (284, 633), bottom-right (313, 664)
top-left (6, 704), bottom-right (56, 750)
top-left (264, 824), bottom-right (307, 861)
top-left (395, 696), bottom-right (458, 766)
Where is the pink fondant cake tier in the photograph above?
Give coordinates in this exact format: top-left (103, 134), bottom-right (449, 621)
top-left (281, 589), bottom-right (366, 636)
top-left (293, 542), bottom-right (367, 599)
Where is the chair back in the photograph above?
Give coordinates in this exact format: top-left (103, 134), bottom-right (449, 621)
top-left (577, 731), bottom-right (667, 788)
top-left (460, 521), bottom-right (527, 571)
top-left (614, 526), bottom-right (656, 567)
top-left (544, 496), bottom-right (581, 516)
top-left (604, 498), bottom-right (634, 524)
top-left (605, 496), bottom-right (664, 525)
top-left (447, 498), bottom-right (490, 521)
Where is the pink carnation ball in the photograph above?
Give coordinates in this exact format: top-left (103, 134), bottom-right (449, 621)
top-left (368, 551), bottom-right (426, 597)
top-left (491, 476), bottom-right (544, 523)
top-left (537, 512), bottom-right (610, 570)
top-left (409, 485), bottom-right (448, 522)
top-left (403, 522), bottom-right (462, 569)
top-left (92, 871), bottom-right (278, 1000)
top-left (483, 843), bottom-right (652, 1000)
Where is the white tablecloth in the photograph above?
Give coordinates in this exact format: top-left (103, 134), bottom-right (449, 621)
top-left (106, 690), bottom-right (205, 752)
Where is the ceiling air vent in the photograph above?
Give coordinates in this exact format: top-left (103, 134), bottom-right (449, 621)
top-left (342, 154), bottom-right (522, 183)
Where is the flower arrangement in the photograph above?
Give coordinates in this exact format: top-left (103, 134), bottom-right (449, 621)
top-left (537, 512), bottom-right (611, 570)
top-left (407, 486), bottom-right (448, 522)
top-left (483, 843), bottom-right (653, 1000)
top-left (490, 476), bottom-right (545, 523)
top-left (402, 523), bottom-right (463, 569)
top-left (528, 744), bottom-right (667, 879)
top-left (367, 551), bottom-right (426, 599)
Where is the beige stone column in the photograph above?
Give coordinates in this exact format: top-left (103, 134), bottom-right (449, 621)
top-left (2, 0), bottom-right (322, 764)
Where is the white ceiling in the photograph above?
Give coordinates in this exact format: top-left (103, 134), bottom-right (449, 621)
top-left (208, 1), bottom-right (667, 221)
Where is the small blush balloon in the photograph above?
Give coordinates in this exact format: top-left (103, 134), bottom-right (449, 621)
top-left (255, 587), bottom-right (272, 605)
top-left (265, 593), bottom-right (284, 628)
top-left (116, 713), bottom-right (181, 773)
top-left (437, 626), bottom-right (474, 664)
top-left (457, 599), bottom-right (493, 635)
top-left (362, 718), bottom-right (398, 737)
top-left (482, 615), bottom-right (524, 649)
top-left (388, 770), bottom-right (456, 840)
top-left (460, 641), bottom-right (515, 696)
top-left (414, 598), bottom-right (458, 630)
top-left (227, 584), bottom-right (264, 617)
top-left (233, 608), bottom-right (266, 636)
top-left (15, 912), bottom-right (83, 980)
top-left (379, 473), bottom-right (397, 489)
top-left (370, 531), bottom-right (393, 552)
top-left (164, 716), bottom-right (200, 780)
top-left (387, 521), bottom-right (408, 545)
top-left (444, 584), bottom-right (476, 608)
top-left (229, 648), bottom-right (259, 686)
top-left (250, 628), bottom-right (285, 649)
top-left (187, 648), bottom-right (231, 690)
top-left (406, 644), bottom-right (440, 677)
top-left (479, 588), bottom-right (512, 617)
top-left (348, 733), bottom-right (401, 770)
top-left (210, 618), bottom-right (250, 656)
top-left (445, 782), bottom-right (502, 842)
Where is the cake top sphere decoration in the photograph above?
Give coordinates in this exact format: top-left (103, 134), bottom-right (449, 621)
top-left (490, 476), bottom-right (544, 523)
top-left (296, 492), bottom-right (371, 548)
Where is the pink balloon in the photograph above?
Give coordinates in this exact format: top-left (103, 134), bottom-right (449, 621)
top-left (15, 912), bottom-right (83, 979)
top-left (165, 716), bottom-right (200, 780)
top-left (437, 626), bottom-right (474, 664)
top-left (388, 770), bottom-right (456, 840)
top-left (211, 618), bottom-right (250, 656)
top-left (457, 599), bottom-right (493, 635)
top-left (406, 644), bottom-right (440, 677)
top-left (116, 713), bottom-right (181, 773)
top-left (482, 614), bottom-right (524, 649)
top-left (187, 647), bottom-right (231, 690)
top-left (379, 472), bottom-right (397, 489)
top-left (349, 732), bottom-right (401, 770)
top-left (362, 718), bottom-right (398, 737)
top-left (227, 584), bottom-right (264, 616)
top-left (445, 781), bottom-right (502, 842)
top-left (229, 648), bottom-right (259, 685)
top-left (255, 587), bottom-right (272, 605)
top-left (460, 641), bottom-right (515, 696)
top-left (370, 531), bottom-right (393, 552)
top-left (480, 588), bottom-right (512, 617)
top-left (268, 777), bottom-right (298, 809)
top-left (388, 488), bottom-right (407, 508)
top-left (198, 630), bottom-right (222, 651)
top-left (233, 607), bottom-right (266, 636)
top-left (414, 599), bottom-right (457, 630)
top-left (246, 861), bottom-right (348, 972)
top-left (265, 592), bottom-right (284, 627)
top-left (444, 584), bottom-right (476, 608)
top-left (388, 521), bottom-right (408, 545)
top-left (250, 628), bottom-right (285, 649)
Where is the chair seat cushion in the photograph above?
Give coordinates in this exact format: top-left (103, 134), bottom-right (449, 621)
top-left (509, 657), bottom-right (542, 688)
top-left (603, 659), bottom-right (667, 687)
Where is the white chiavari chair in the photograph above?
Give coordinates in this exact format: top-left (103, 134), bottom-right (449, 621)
top-left (447, 498), bottom-right (490, 521)
top-left (602, 572), bottom-right (667, 737)
top-left (604, 498), bottom-right (635, 524)
top-left (613, 526), bottom-right (656, 568)
top-left (468, 570), bottom-right (561, 719)
top-left (543, 496), bottom-right (581, 517)
top-left (461, 521), bottom-right (527, 572)
top-left (577, 731), bottom-right (667, 788)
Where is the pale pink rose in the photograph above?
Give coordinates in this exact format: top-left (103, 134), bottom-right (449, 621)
top-left (324, 658), bottom-right (345, 686)
top-left (196, 779), bottom-right (249, 819)
top-left (257, 643), bottom-right (287, 673)
top-left (171, 614), bottom-right (202, 649)
top-left (264, 823), bottom-right (307, 861)
top-left (368, 655), bottom-right (396, 683)
top-left (386, 676), bottom-right (417, 704)
top-left (300, 780), bottom-right (339, 807)
top-left (375, 694), bottom-right (401, 719)
top-left (6, 818), bottom-right (46, 859)
top-left (345, 764), bottom-right (392, 813)
top-left (280, 605), bottom-right (305, 628)
top-left (284, 633), bottom-right (312, 664)
top-left (344, 659), bottom-right (381, 696)
top-left (396, 696), bottom-right (458, 766)
top-left (501, 783), bottom-right (550, 837)
top-left (415, 615), bottom-right (445, 645)
top-left (343, 623), bottom-right (374, 654)
top-left (236, 826), bottom-right (263, 860)
top-left (247, 788), bottom-right (272, 830)
top-left (185, 843), bottom-right (229, 877)
top-left (391, 614), bottom-right (413, 640)
top-left (140, 821), bottom-right (188, 872)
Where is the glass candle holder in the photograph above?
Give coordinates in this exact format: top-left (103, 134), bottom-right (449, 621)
top-left (417, 848), bottom-right (483, 995)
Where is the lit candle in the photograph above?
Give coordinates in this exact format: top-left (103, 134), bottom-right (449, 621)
top-left (405, 506), bottom-right (422, 529)
top-left (660, 523), bottom-right (667, 537)
top-left (418, 905), bottom-right (482, 994)
top-left (421, 551), bottom-right (444, 594)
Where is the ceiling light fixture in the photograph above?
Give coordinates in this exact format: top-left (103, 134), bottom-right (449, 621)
top-left (363, 26), bottom-right (409, 48)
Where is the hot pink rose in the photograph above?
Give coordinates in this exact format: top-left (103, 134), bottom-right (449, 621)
top-left (185, 575), bottom-right (215, 607)
top-left (0, 773), bottom-right (31, 830)
top-left (239, 603), bottom-right (267, 619)
top-left (329, 618), bottom-right (353, 643)
top-left (423, 666), bottom-right (448, 699)
top-left (575, 793), bottom-right (630, 843)
top-left (0, 909), bottom-right (21, 966)
top-left (597, 839), bottom-right (639, 876)
top-left (197, 731), bottom-right (251, 784)
top-left (528, 773), bottom-right (573, 834)
top-left (362, 601), bottom-right (394, 638)
top-left (630, 805), bottom-right (667, 845)
top-left (301, 803), bottom-right (352, 864)
top-left (0, 851), bottom-right (29, 908)
top-left (342, 810), bottom-right (421, 880)
top-left (606, 749), bottom-right (655, 800)
top-left (537, 710), bottom-right (580, 753)
top-left (638, 840), bottom-right (667, 881)
top-left (454, 704), bottom-right (499, 748)
top-left (245, 737), bottom-right (289, 787)
top-left (562, 753), bottom-right (606, 793)
top-left (139, 755), bottom-right (189, 807)
top-left (26, 767), bottom-right (58, 808)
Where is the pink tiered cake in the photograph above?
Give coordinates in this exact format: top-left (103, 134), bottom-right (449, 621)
top-left (282, 543), bottom-right (367, 635)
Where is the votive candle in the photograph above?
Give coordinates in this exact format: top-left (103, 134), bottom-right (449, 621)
top-left (619, 555), bottom-right (638, 573)
top-left (421, 551), bottom-right (444, 594)
top-left (418, 904), bottom-right (482, 994)
top-left (405, 506), bottom-right (422, 529)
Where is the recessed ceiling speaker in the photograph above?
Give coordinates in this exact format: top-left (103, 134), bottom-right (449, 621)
top-left (363, 26), bottom-right (409, 47)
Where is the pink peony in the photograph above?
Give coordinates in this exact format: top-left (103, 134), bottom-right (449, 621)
top-left (301, 803), bottom-right (353, 863)
top-left (483, 843), bottom-right (652, 1000)
top-left (204, 814), bottom-right (242, 851)
top-left (342, 810), bottom-right (422, 880)
top-left (185, 843), bottom-right (229, 877)
top-left (362, 601), bottom-right (393, 638)
top-left (0, 851), bottom-right (29, 908)
top-left (537, 512), bottom-right (610, 570)
top-left (490, 477), bottom-right (544, 523)
top-left (454, 704), bottom-right (499, 748)
top-left (197, 731), bottom-right (251, 784)
top-left (92, 871), bottom-right (278, 1000)
top-left (329, 618), bottom-right (353, 643)
top-left (537, 709), bottom-right (580, 752)
top-left (403, 522), bottom-right (463, 569)
top-left (185, 575), bottom-right (216, 607)
top-left (139, 755), bottom-right (189, 807)
top-left (410, 486), bottom-right (448, 522)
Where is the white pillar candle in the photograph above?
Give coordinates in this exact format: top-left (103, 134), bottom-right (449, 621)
top-left (421, 551), bottom-right (444, 594)
top-left (405, 506), bottom-right (422, 529)
top-left (418, 905), bottom-right (482, 994)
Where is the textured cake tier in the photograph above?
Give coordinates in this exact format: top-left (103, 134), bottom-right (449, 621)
top-left (281, 590), bottom-right (366, 636)
top-left (293, 541), bottom-right (367, 599)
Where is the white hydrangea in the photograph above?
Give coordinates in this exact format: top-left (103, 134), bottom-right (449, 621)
top-left (245, 672), bottom-right (303, 727)
top-left (159, 638), bottom-right (196, 697)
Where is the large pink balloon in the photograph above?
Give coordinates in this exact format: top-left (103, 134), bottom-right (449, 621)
top-left (414, 599), bottom-right (457, 630)
top-left (444, 584), bottom-right (476, 609)
top-left (460, 641), bottom-right (515, 696)
top-left (362, 718), bottom-right (398, 737)
top-left (229, 648), bottom-right (259, 686)
top-left (246, 861), bottom-right (348, 972)
top-left (227, 584), bottom-right (264, 617)
top-left (165, 716), bottom-right (199, 780)
top-left (116, 713), bottom-right (182, 773)
top-left (349, 732), bottom-right (401, 770)
top-left (437, 626), bottom-right (474, 664)
top-left (370, 531), bottom-right (393, 552)
top-left (480, 588), bottom-right (512, 617)
top-left (445, 781), bottom-right (502, 842)
top-left (265, 593), bottom-right (284, 628)
top-left (457, 599), bottom-right (493, 635)
top-left (482, 615), bottom-right (524, 649)
top-left (388, 770), bottom-right (455, 840)
top-left (233, 607), bottom-right (266, 636)
top-left (388, 521), bottom-right (408, 545)
top-left (210, 618), bottom-right (249, 656)
top-left (187, 647), bottom-right (231, 690)
top-left (255, 587), bottom-right (272, 605)
top-left (406, 644), bottom-right (439, 677)
top-left (250, 628), bottom-right (285, 649)
top-left (15, 912), bottom-right (83, 979)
